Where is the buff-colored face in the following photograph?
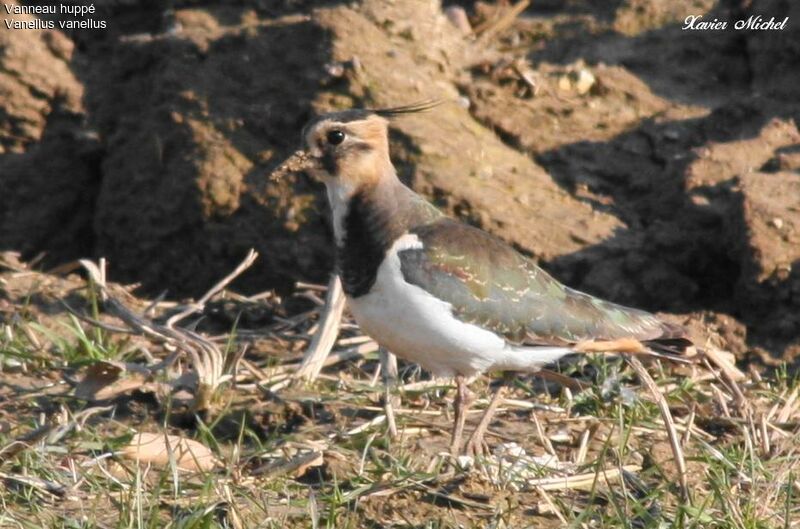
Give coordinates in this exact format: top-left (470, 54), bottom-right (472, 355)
top-left (302, 112), bottom-right (391, 190)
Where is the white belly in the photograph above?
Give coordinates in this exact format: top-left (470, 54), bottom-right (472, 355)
top-left (347, 235), bottom-right (570, 377)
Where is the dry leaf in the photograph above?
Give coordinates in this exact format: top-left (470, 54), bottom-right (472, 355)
top-left (74, 361), bottom-right (150, 401)
top-left (252, 449), bottom-right (325, 478)
top-left (119, 432), bottom-right (221, 472)
top-left (703, 347), bottom-right (746, 381)
top-left (291, 451), bottom-right (324, 478)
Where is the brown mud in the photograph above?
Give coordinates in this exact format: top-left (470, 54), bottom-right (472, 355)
top-left (1, 0), bottom-right (799, 364)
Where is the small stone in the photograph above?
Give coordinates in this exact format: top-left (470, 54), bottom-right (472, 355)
top-left (770, 217), bottom-right (784, 229)
top-left (548, 429), bottom-right (572, 443)
top-left (325, 62), bottom-right (345, 78)
top-left (572, 68), bottom-right (596, 95)
top-left (456, 455), bottom-right (474, 470)
top-left (444, 6), bottom-right (472, 35)
top-left (690, 193), bottom-right (710, 206)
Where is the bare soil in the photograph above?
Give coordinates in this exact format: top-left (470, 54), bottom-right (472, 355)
top-left (2, 3), bottom-right (800, 524)
top-left (1, 1), bottom-right (799, 363)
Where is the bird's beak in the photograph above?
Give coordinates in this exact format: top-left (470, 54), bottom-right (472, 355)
top-left (270, 149), bottom-right (313, 181)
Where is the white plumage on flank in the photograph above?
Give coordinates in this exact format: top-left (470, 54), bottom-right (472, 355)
top-left (347, 234), bottom-right (573, 377)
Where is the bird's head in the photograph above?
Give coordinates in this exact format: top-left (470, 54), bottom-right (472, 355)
top-left (278, 101), bottom-right (441, 196)
top-left (301, 109), bottom-right (391, 189)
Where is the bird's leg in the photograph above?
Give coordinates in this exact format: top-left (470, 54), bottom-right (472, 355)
top-left (465, 383), bottom-right (507, 457)
top-left (379, 347), bottom-right (399, 439)
top-left (449, 375), bottom-right (472, 456)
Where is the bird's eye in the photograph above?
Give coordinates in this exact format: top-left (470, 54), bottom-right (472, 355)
top-left (326, 130), bottom-right (345, 145)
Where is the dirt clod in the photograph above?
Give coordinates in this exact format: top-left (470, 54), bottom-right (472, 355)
top-left (1, 0), bottom-right (799, 364)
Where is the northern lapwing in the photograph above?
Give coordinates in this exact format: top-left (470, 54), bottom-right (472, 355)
top-left (288, 102), bottom-right (691, 455)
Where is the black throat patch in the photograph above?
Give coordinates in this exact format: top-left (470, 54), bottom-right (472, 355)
top-left (338, 189), bottom-right (399, 298)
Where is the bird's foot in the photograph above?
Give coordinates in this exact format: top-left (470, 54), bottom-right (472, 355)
top-left (449, 375), bottom-right (473, 456)
top-left (464, 433), bottom-right (490, 458)
top-left (383, 390), bottom-right (400, 439)
top-left (463, 385), bottom-right (507, 458)
top-left (380, 348), bottom-right (400, 439)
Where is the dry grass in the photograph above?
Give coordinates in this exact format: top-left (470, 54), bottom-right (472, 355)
top-left (1, 253), bottom-right (799, 528)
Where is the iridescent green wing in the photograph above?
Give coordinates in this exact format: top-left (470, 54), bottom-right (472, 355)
top-left (399, 218), bottom-right (679, 345)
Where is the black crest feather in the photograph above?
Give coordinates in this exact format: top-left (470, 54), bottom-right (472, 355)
top-left (300, 99), bottom-right (445, 139)
top-left (372, 99), bottom-right (444, 118)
